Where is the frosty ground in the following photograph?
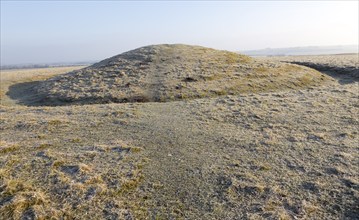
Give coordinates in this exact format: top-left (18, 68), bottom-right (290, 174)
top-left (0, 54), bottom-right (358, 219)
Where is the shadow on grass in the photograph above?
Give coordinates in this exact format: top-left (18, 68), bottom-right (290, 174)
top-left (286, 61), bottom-right (359, 85)
top-left (6, 64), bottom-right (358, 107)
top-left (6, 81), bottom-right (63, 106)
top-left (6, 80), bottom-right (149, 107)
top-left (320, 70), bottom-right (359, 85)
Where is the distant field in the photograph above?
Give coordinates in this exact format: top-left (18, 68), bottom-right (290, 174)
top-left (241, 45), bottom-right (358, 56)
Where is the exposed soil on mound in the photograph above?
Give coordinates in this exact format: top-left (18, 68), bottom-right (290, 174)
top-left (33, 44), bottom-right (330, 106)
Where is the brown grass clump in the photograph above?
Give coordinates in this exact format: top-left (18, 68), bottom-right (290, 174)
top-left (0, 141), bottom-right (19, 154)
top-left (0, 179), bottom-right (59, 219)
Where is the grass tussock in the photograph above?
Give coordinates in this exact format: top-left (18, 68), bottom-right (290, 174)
top-left (0, 179), bottom-right (59, 220)
top-left (0, 141), bottom-right (20, 154)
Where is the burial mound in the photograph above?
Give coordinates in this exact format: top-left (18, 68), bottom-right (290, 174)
top-left (35, 44), bottom-right (329, 105)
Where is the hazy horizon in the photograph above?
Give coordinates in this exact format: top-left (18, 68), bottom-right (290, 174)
top-left (1, 1), bottom-right (358, 65)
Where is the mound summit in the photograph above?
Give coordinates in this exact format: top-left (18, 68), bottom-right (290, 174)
top-left (35, 44), bottom-right (328, 105)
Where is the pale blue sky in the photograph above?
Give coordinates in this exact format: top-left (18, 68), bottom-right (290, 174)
top-left (1, 1), bottom-right (358, 65)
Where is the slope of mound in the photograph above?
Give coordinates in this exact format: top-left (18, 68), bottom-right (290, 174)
top-left (264, 54), bottom-right (359, 78)
top-left (35, 44), bottom-right (329, 105)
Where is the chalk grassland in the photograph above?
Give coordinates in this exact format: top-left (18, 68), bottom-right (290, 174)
top-left (0, 67), bottom-right (85, 106)
top-left (0, 56), bottom-right (358, 219)
top-left (33, 45), bottom-right (331, 106)
top-left (262, 54), bottom-right (359, 77)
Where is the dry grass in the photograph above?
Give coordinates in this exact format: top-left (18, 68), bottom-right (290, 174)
top-left (260, 54), bottom-right (359, 77)
top-left (0, 54), bottom-right (358, 219)
top-left (30, 44), bottom-right (331, 106)
top-left (0, 141), bottom-right (20, 154)
top-left (0, 66), bottom-right (85, 106)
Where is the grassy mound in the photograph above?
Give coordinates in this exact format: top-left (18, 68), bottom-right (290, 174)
top-left (35, 44), bottom-right (329, 105)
